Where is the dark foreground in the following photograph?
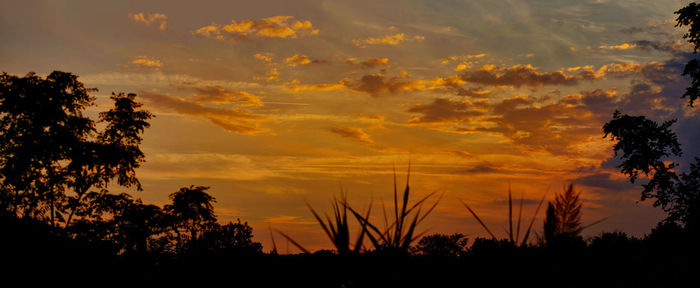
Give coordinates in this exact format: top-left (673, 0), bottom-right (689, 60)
top-left (2, 216), bottom-right (698, 287)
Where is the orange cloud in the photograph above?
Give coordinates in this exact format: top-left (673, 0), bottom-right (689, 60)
top-left (129, 12), bottom-right (168, 30)
top-left (407, 98), bottom-right (485, 124)
top-left (118, 56), bottom-right (163, 71)
top-left (359, 58), bottom-right (389, 68)
top-left (193, 16), bottom-right (319, 42)
top-left (352, 33), bottom-right (424, 48)
top-left (598, 43), bottom-right (636, 50)
top-left (285, 54), bottom-right (311, 66)
top-left (458, 63), bottom-right (645, 87)
top-left (188, 86), bottom-right (263, 106)
top-left (284, 54), bottom-right (325, 67)
top-left (329, 126), bottom-right (374, 143)
top-left (141, 92), bottom-right (266, 134)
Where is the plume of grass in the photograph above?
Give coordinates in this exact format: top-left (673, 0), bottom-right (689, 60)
top-left (546, 184), bottom-right (607, 243)
top-left (461, 186), bottom-right (548, 247)
top-left (348, 165), bottom-right (443, 253)
top-left (306, 192), bottom-right (372, 255)
top-left (273, 192), bottom-right (373, 255)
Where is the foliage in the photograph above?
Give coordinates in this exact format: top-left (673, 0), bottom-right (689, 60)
top-left (410, 233), bottom-right (469, 257)
top-left (304, 193), bottom-right (371, 255)
top-left (164, 185), bottom-right (217, 250)
top-left (0, 71), bottom-right (152, 228)
top-left (348, 167), bottom-right (442, 255)
top-left (603, 111), bottom-right (699, 225)
top-left (676, 2), bottom-right (700, 106)
top-left (462, 187), bottom-right (547, 247)
top-left (194, 219), bottom-right (263, 255)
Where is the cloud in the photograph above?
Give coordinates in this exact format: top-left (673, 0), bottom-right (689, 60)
top-left (193, 16), bottom-right (318, 42)
top-left (140, 92), bottom-right (266, 134)
top-left (570, 173), bottom-right (636, 192)
top-left (633, 40), bottom-right (685, 52)
top-left (188, 86), bottom-right (263, 106)
top-left (598, 43), bottom-right (637, 50)
top-left (118, 56), bottom-right (163, 71)
top-left (458, 63), bottom-right (645, 87)
top-left (441, 54), bottom-right (486, 65)
top-left (129, 12), bottom-right (168, 30)
top-left (407, 98), bottom-right (485, 124)
top-left (352, 33), bottom-right (424, 48)
top-left (407, 89), bottom-right (625, 154)
top-left (285, 54), bottom-right (325, 67)
top-left (329, 126), bottom-right (373, 143)
top-left (254, 53), bottom-right (274, 63)
top-left (459, 64), bottom-right (578, 87)
top-left (359, 58), bottom-right (389, 68)
top-left (357, 113), bottom-right (385, 121)
top-left (286, 72), bottom-right (444, 96)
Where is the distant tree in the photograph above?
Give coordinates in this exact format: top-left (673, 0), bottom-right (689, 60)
top-left (543, 202), bottom-right (557, 246)
top-left (0, 71), bottom-right (152, 227)
top-left (600, 2), bottom-right (700, 236)
top-left (543, 184), bottom-right (585, 247)
top-left (411, 233), bottom-right (469, 257)
top-left (195, 219), bottom-right (263, 254)
top-left (603, 112), bottom-right (699, 227)
top-left (675, 2), bottom-right (700, 106)
top-left (165, 185), bottom-right (217, 250)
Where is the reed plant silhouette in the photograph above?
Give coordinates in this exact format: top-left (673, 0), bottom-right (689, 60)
top-left (461, 186), bottom-right (547, 247)
top-left (277, 166), bottom-right (441, 255)
top-left (348, 166), bottom-right (442, 255)
top-left (543, 184), bottom-right (606, 247)
top-left (276, 192), bottom-right (372, 255)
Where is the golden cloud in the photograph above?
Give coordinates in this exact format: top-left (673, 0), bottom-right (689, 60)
top-left (193, 16), bottom-right (319, 42)
top-left (118, 56), bottom-right (163, 71)
top-left (188, 86), bottom-right (263, 106)
top-left (407, 89), bottom-right (623, 154)
top-left (285, 54), bottom-right (311, 66)
top-left (329, 126), bottom-right (374, 143)
top-left (360, 58), bottom-right (389, 68)
top-left (598, 43), bottom-right (637, 50)
top-left (352, 33), bottom-right (424, 48)
top-left (129, 12), bottom-right (168, 30)
top-left (140, 92), bottom-right (266, 134)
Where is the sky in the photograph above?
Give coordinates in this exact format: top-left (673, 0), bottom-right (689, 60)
top-left (2, 0), bottom-right (699, 252)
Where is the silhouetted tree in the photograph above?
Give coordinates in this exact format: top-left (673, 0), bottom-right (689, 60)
top-left (676, 2), bottom-right (700, 106)
top-left (411, 233), bottom-right (469, 257)
top-left (0, 71), bottom-right (152, 228)
top-left (543, 202), bottom-right (557, 246)
top-left (543, 184), bottom-right (585, 247)
top-left (195, 219), bottom-right (263, 255)
top-left (165, 185), bottom-right (217, 251)
top-left (603, 112), bottom-right (699, 226)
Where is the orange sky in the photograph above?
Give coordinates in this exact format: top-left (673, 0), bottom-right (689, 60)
top-left (2, 0), bottom-right (699, 252)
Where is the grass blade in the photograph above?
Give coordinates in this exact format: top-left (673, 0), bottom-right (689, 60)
top-left (520, 187), bottom-right (549, 247)
top-left (461, 199), bottom-right (497, 239)
top-left (275, 229), bottom-right (311, 254)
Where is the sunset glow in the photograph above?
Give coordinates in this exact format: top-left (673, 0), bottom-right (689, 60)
top-left (3, 0), bottom-right (699, 252)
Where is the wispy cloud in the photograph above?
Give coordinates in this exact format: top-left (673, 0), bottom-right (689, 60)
top-left (329, 126), bottom-right (374, 143)
top-left (140, 92), bottom-right (267, 134)
top-left (129, 12), bottom-right (168, 30)
top-left (118, 56), bottom-right (163, 71)
top-left (352, 33), bottom-right (424, 48)
top-left (193, 16), bottom-right (319, 42)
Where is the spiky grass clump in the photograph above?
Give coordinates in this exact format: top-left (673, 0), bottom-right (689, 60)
top-left (349, 166), bottom-right (442, 254)
top-left (276, 193), bottom-right (371, 255)
top-left (461, 186), bottom-right (547, 247)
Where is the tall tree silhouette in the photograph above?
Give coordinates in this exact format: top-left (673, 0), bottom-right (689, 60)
top-left (601, 3), bottom-right (700, 228)
top-left (676, 2), bottom-right (700, 106)
top-left (0, 72), bottom-right (152, 227)
top-left (165, 185), bottom-right (217, 250)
